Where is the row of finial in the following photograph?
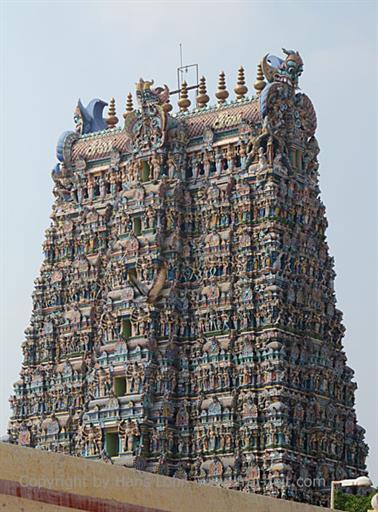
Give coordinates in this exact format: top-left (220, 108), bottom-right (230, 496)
top-left (105, 64), bottom-right (266, 127)
top-left (179, 64), bottom-right (266, 112)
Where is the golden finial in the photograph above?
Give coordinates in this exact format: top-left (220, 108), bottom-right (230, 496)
top-left (234, 66), bottom-right (248, 100)
top-left (123, 93), bottom-right (134, 118)
top-left (178, 81), bottom-right (191, 112)
top-left (215, 71), bottom-right (229, 105)
top-left (196, 76), bottom-right (210, 109)
top-left (106, 97), bottom-right (119, 128)
top-left (254, 63), bottom-right (266, 95)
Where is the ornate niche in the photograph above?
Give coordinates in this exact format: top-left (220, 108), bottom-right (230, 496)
top-left (124, 234), bottom-right (140, 258)
top-left (124, 79), bottom-right (168, 157)
top-left (18, 423), bottom-right (31, 446)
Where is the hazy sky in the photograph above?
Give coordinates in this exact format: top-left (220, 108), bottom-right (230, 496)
top-left (1, 0), bottom-right (377, 484)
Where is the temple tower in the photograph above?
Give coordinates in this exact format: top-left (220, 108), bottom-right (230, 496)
top-left (9, 50), bottom-right (368, 507)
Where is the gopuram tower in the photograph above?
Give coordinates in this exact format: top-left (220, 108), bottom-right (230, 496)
top-left (9, 50), bottom-right (368, 506)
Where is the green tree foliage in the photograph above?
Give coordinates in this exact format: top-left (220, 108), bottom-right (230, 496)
top-left (334, 489), bottom-right (377, 512)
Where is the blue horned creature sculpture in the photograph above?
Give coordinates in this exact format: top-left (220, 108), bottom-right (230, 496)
top-left (52, 98), bottom-right (108, 177)
top-left (73, 98), bottom-right (108, 135)
top-left (262, 48), bottom-right (304, 88)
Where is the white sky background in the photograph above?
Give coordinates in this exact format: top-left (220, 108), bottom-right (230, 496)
top-left (1, 0), bottom-right (377, 484)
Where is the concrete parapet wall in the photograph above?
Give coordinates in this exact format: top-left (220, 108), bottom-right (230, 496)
top-left (0, 443), bottom-right (332, 511)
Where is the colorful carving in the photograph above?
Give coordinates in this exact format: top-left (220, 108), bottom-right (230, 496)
top-left (262, 48), bottom-right (304, 88)
top-left (74, 98), bottom-right (108, 135)
top-left (8, 52), bottom-right (368, 509)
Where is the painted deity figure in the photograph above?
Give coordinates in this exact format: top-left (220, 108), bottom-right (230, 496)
top-left (150, 154), bottom-right (161, 181)
top-left (258, 147), bottom-right (268, 172)
top-left (167, 155), bottom-right (177, 179)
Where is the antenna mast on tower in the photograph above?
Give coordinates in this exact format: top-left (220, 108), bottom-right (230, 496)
top-left (169, 43), bottom-right (199, 96)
